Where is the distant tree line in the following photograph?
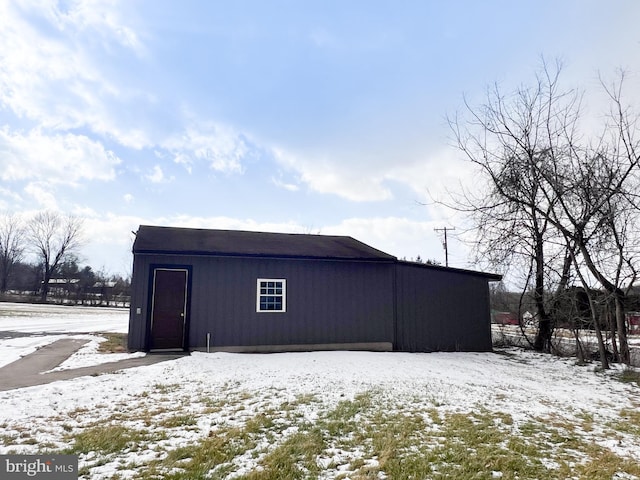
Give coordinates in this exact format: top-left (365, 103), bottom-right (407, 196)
top-left (448, 60), bottom-right (640, 368)
top-left (401, 255), bottom-right (442, 266)
top-left (0, 211), bottom-right (130, 306)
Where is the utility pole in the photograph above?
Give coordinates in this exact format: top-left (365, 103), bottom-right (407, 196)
top-left (434, 227), bottom-right (455, 267)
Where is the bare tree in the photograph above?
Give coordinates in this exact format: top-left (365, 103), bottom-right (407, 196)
top-left (26, 211), bottom-right (84, 302)
top-left (534, 79), bottom-right (640, 365)
top-left (447, 60), bottom-right (578, 352)
top-left (0, 214), bottom-right (25, 293)
top-left (449, 62), bottom-right (640, 366)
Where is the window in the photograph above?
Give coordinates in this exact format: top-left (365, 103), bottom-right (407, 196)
top-left (257, 279), bottom-right (286, 312)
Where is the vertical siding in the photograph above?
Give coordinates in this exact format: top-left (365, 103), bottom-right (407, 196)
top-left (190, 256), bottom-right (395, 348)
top-left (394, 263), bottom-right (493, 352)
top-left (128, 253), bottom-right (494, 353)
top-left (129, 253), bottom-right (395, 350)
top-left (127, 256), bottom-right (147, 350)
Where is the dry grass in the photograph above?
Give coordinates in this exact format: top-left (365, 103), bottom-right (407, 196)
top-left (6, 380), bottom-right (640, 479)
top-left (97, 332), bottom-right (128, 353)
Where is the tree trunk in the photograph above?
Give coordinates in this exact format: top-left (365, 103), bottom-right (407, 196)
top-left (0, 255), bottom-right (9, 293)
top-left (532, 234), bottom-right (552, 352)
top-left (615, 295), bottom-right (630, 365)
top-left (40, 268), bottom-right (51, 302)
top-left (587, 294), bottom-right (609, 370)
top-left (573, 328), bottom-right (585, 365)
top-left (609, 303), bottom-right (620, 363)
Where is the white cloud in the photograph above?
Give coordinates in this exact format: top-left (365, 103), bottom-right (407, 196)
top-left (123, 193), bottom-right (134, 203)
top-left (269, 141), bottom-right (476, 208)
top-left (51, 0), bottom-right (145, 55)
top-left (24, 182), bottom-right (58, 209)
top-left (272, 147), bottom-right (392, 202)
top-left (385, 147), bottom-right (477, 217)
top-left (83, 213), bottom-right (142, 245)
top-left (0, 187), bottom-right (23, 203)
top-left (80, 212), bottom-right (143, 274)
top-left (323, 216), bottom-right (459, 265)
top-left (0, 1), bottom-right (151, 148)
top-left (162, 123), bottom-right (248, 174)
top-left (271, 176), bottom-right (300, 192)
top-left (155, 215), bottom-right (302, 234)
top-left (71, 205), bottom-right (98, 217)
top-left (146, 165), bottom-right (173, 184)
top-left (0, 128), bottom-right (120, 185)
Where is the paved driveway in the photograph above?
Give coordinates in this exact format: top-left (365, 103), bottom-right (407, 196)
top-left (0, 338), bottom-right (185, 391)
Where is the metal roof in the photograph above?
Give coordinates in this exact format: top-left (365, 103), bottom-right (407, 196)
top-left (133, 225), bottom-right (397, 261)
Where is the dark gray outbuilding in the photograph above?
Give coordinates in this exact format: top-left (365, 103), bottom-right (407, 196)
top-left (128, 225), bottom-right (500, 353)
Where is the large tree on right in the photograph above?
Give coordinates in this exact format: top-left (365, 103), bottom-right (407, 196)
top-left (450, 61), bottom-right (639, 366)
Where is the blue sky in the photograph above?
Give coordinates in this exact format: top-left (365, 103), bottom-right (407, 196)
top-left (1, 1), bottom-right (639, 276)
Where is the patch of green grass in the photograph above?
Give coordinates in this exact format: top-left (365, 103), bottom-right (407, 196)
top-left (609, 408), bottom-right (640, 436)
top-left (422, 413), bottom-right (552, 479)
top-left (575, 410), bottom-right (595, 432)
top-left (64, 423), bottom-right (158, 455)
top-left (0, 433), bottom-right (17, 447)
top-left (97, 332), bottom-right (128, 353)
top-left (248, 412), bottom-right (276, 432)
top-left (279, 393), bottom-right (318, 412)
top-left (157, 430), bottom-right (248, 479)
top-left (570, 442), bottom-right (640, 479)
top-left (152, 383), bottom-right (180, 394)
top-left (240, 429), bottom-right (325, 480)
top-left (616, 368), bottom-right (640, 387)
top-left (364, 411), bottom-right (430, 478)
top-left (18, 384), bottom-right (639, 480)
top-left (197, 395), bottom-right (228, 412)
top-left (134, 408), bottom-right (282, 479)
top-left (237, 392), bottom-right (640, 480)
top-left (157, 414), bottom-right (198, 428)
top-left (323, 392), bottom-right (373, 438)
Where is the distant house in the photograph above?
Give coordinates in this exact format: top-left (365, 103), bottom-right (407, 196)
top-left (127, 225), bottom-right (501, 353)
top-left (492, 311), bottom-right (519, 325)
top-left (46, 278), bottom-right (80, 297)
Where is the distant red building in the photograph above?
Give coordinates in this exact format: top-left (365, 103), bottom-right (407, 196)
top-left (493, 311), bottom-right (518, 325)
top-left (627, 312), bottom-right (640, 334)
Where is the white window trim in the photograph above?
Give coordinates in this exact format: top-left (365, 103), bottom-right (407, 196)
top-left (256, 278), bottom-right (287, 313)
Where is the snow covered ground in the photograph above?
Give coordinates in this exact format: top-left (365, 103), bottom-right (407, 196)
top-left (0, 302), bottom-right (133, 369)
top-left (1, 303), bottom-right (639, 479)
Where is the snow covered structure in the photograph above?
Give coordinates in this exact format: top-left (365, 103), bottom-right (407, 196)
top-left (127, 225), bottom-right (501, 353)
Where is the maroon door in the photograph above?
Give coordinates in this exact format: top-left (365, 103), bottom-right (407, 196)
top-left (150, 268), bottom-right (188, 350)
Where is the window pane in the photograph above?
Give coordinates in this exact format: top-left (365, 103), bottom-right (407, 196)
top-left (259, 295), bottom-right (283, 311)
top-left (257, 279), bottom-right (285, 312)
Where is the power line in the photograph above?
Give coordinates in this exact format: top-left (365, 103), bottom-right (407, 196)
top-left (434, 227), bottom-right (455, 267)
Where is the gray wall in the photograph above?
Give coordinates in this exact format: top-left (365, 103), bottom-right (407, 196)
top-left (128, 254), bottom-right (494, 353)
top-left (127, 256), bottom-right (147, 351)
top-left (128, 254), bottom-right (395, 351)
top-left (394, 263), bottom-right (493, 352)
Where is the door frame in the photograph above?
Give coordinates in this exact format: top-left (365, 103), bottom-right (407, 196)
top-left (146, 264), bottom-right (192, 351)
